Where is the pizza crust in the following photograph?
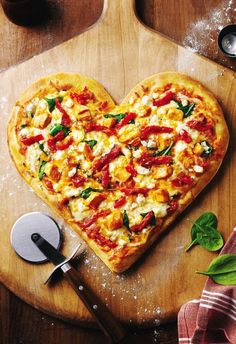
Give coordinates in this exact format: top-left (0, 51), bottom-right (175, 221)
top-left (8, 72), bottom-right (229, 273)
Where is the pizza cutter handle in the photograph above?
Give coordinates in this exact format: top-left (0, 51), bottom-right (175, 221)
top-left (62, 264), bottom-right (127, 344)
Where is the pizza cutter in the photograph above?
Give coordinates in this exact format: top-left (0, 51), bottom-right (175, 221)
top-left (10, 212), bottom-right (127, 344)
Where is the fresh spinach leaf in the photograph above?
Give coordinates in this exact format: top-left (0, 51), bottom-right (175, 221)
top-left (185, 212), bottom-right (224, 252)
top-left (84, 140), bottom-right (98, 149)
top-left (153, 141), bottom-right (174, 157)
top-left (123, 210), bottom-right (130, 230)
top-left (80, 187), bottom-right (102, 199)
top-left (104, 113), bottom-right (125, 123)
top-left (50, 124), bottom-right (70, 137)
top-left (38, 161), bottom-right (47, 180)
top-left (38, 143), bottom-right (49, 156)
top-left (175, 101), bottom-right (195, 118)
top-left (201, 141), bottom-right (213, 157)
top-left (196, 254), bottom-right (236, 285)
top-left (45, 96), bottom-right (63, 112)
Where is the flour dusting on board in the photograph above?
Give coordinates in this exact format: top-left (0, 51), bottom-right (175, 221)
top-left (182, 0), bottom-right (236, 69)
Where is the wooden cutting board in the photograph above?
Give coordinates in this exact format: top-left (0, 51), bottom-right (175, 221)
top-left (0, 0), bottom-right (235, 327)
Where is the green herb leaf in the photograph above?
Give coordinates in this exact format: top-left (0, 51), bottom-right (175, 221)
top-left (104, 113), bottom-right (125, 123)
top-left (201, 141), bottom-right (213, 157)
top-left (123, 210), bottom-right (130, 230)
top-left (153, 141), bottom-right (174, 157)
top-left (140, 212), bottom-right (156, 226)
top-left (38, 143), bottom-right (49, 156)
top-left (50, 124), bottom-right (70, 137)
top-left (185, 212), bottom-right (224, 252)
top-left (84, 140), bottom-right (98, 149)
top-left (45, 96), bottom-right (63, 112)
top-left (80, 187), bottom-right (102, 199)
top-left (196, 254), bottom-right (236, 285)
top-left (38, 161), bottom-right (47, 180)
top-left (175, 101), bottom-right (195, 118)
top-left (21, 124), bottom-right (27, 128)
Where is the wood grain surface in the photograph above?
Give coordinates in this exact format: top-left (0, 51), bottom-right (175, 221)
top-left (0, 1), bottom-right (235, 343)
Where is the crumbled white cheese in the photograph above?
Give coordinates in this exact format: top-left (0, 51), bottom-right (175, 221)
top-left (130, 202), bottom-right (138, 210)
top-left (26, 145), bottom-right (42, 173)
top-left (152, 92), bottom-right (159, 99)
top-left (146, 139), bottom-right (156, 148)
top-left (133, 149), bottom-right (142, 158)
top-left (53, 150), bottom-right (66, 160)
top-left (118, 239), bottom-right (128, 247)
top-left (72, 129), bottom-right (85, 143)
top-left (121, 147), bottom-right (131, 158)
top-left (38, 99), bottom-right (47, 109)
top-left (136, 194), bottom-right (145, 205)
top-left (193, 165), bottom-right (204, 173)
top-left (141, 95), bottom-right (151, 105)
top-left (69, 199), bottom-right (89, 221)
top-left (64, 187), bottom-right (82, 198)
top-left (181, 99), bottom-right (188, 107)
top-left (64, 98), bottom-right (74, 108)
top-left (136, 166), bottom-right (150, 175)
top-left (25, 102), bottom-right (36, 113)
top-left (68, 167), bottom-right (77, 178)
top-left (174, 141), bottom-right (188, 154)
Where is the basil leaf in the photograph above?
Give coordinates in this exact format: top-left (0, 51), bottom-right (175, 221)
top-left (104, 113), bottom-right (125, 123)
top-left (196, 254), bottom-right (236, 285)
top-left (80, 187), bottom-right (102, 199)
top-left (129, 119), bottom-right (135, 124)
top-left (38, 161), bottom-right (47, 180)
top-left (201, 141), bottom-right (213, 157)
top-left (50, 124), bottom-right (70, 137)
top-left (175, 101), bottom-right (195, 118)
top-left (21, 124), bottom-right (27, 128)
top-left (84, 140), bottom-right (98, 149)
top-left (45, 96), bottom-right (63, 112)
top-left (185, 212), bottom-right (224, 252)
top-left (123, 210), bottom-right (130, 230)
top-left (153, 141), bottom-right (174, 157)
top-left (140, 212), bottom-right (156, 226)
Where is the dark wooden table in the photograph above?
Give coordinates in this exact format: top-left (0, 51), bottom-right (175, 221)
top-left (0, 1), bottom-right (235, 343)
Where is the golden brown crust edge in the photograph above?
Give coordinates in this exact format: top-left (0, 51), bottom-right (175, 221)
top-left (8, 72), bottom-right (229, 273)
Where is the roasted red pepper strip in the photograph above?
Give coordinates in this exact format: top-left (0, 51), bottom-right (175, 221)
top-left (50, 165), bottom-right (61, 182)
top-left (178, 129), bottom-right (192, 143)
top-left (126, 163), bottom-right (137, 177)
top-left (167, 200), bottom-right (178, 215)
top-left (71, 88), bottom-right (94, 105)
top-left (81, 209), bottom-right (111, 229)
top-left (130, 211), bottom-right (155, 232)
top-left (85, 123), bottom-right (115, 137)
top-left (186, 120), bottom-right (213, 132)
top-left (137, 154), bottom-right (172, 168)
top-left (121, 188), bottom-right (148, 196)
top-left (89, 194), bottom-right (106, 210)
top-left (101, 165), bottom-right (110, 188)
top-left (71, 174), bottom-right (86, 187)
top-left (116, 112), bottom-right (136, 129)
top-left (153, 91), bottom-right (174, 107)
top-left (171, 173), bottom-right (193, 187)
top-left (56, 137), bottom-right (74, 151)
top-left (84, 144), bottom-right (94, 161)
top-left (47, 131), bottom-right (65, 152)
top-left (85, 224), bottom-right (117, 249)
top-left (43, 179), bottom-right (54, 192)
top-left (55, 99), bottom-right (72, 126)
top-left (21, 134), bottom-right (44, 146)
top-left (114, 196), bottom-right (126, 208)
top-left (140, 125), bottom-right (173, 140)
top-left (92, 145), bottom-right (121, 172)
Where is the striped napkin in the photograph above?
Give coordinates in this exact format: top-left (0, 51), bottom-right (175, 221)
top-left (178, 229), bottom-right (236, 344)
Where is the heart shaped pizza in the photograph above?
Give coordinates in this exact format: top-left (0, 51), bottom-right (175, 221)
top-left (8, 72), bottom-right (229, 272)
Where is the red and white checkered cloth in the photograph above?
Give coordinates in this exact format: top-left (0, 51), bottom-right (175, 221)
top-left (178, 229), bottom-right (236, 344)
